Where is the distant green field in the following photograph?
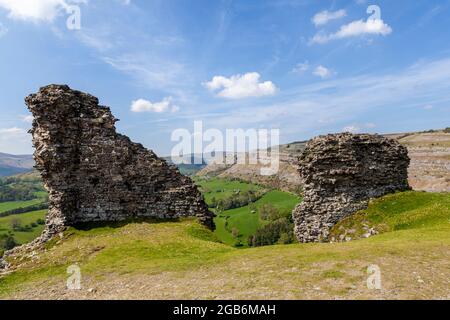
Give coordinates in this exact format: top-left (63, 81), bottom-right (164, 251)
top-left (0, 199), bottom-right (44, 214)
top-left (0, 210), bottom-right (46, 244)
top-left (195, 178), bottom-right (301, 246)
top-left (215, 190), bottom-right (301, 246)
top-left (195, 177), bottom-right (265, 204)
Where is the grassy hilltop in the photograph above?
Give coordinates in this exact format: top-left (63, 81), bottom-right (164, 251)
top-left (0, 190), bottom-right (449, 300)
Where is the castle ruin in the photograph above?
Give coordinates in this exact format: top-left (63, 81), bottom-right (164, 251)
top-left (25, 84), bottom-right (214, 241)
top-left (292, 133), bottom-right (410, 243)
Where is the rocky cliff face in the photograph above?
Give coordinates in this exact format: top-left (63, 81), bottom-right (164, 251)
top-left (26, 84), bottom-right (214, 241)
top-left (395, 131), bottom-right (450, 192)
top-left (292, 133), bottom-right (410, 243)
top-left (197, 143), bottom-right (306, 194)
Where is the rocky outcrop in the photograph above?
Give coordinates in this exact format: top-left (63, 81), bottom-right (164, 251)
top-left (293, 133), bottom-right (410, 243)
top-left (25, 84), bottom-right (214, 242)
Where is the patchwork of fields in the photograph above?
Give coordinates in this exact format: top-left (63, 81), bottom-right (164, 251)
top-left (0, 174), bottom-right (48, 252)
top-left (194, 178), bottom-right (301, 246)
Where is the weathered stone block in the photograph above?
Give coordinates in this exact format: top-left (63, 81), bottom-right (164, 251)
top-left (26, 84), bottom-right (214, 241)
top-left (292, 133), bottom-right (410, 243)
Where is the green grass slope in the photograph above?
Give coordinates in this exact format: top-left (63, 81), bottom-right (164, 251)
top-left (1, 191), bottom-right (449, 300)
top-left (330, 191), bottom-right (450, 240)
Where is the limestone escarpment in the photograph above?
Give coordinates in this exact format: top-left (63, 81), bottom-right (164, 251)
top-left (26, 84), bottom-right (214, 241)
top-left (293, 133), bottom-right (410, 243)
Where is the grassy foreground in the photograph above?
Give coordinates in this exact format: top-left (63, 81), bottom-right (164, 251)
top-left (0, 191), bottom-right (449, 300)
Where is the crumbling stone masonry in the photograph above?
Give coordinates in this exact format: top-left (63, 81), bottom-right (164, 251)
top-left (26, 84), bottom-right (214, 241)
top-left (292, 133), bottom-right (410, 243)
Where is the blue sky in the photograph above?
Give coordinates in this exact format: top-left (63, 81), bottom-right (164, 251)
top-left (0, 0), bottom-right (449, 155)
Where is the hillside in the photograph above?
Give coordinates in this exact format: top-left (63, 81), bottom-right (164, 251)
top-left (197, 143), bottom-right (306, 193)
top-left (396, 131), bottom-right (450, 192)
top-left (197, 130), bottom-right (450, 193)
top-left (195, 177), bottom-right (301, 247)
top-left (0, 153), bottom-right (34, 177)
top-left (1, 191), bottom-right (449, 300)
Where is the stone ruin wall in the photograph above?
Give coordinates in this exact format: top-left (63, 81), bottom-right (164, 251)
top-left (25, 84), bottom-right (214, 241)
top-left (292, 133), bottom-right (410, 243)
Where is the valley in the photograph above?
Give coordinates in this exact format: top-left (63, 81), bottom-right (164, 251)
top-left (0, 190), bottom-right (448, 299)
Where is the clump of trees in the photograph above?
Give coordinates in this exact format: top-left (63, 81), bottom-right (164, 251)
top-left (0, 202), bottom-right (49, 218)
top-left (0, 184), bottom-right (36, 202)
top-left (10, 218), bottom-right (45, 233)
top-left (210, 190), bottom-right (264, 211)
top-left (0, 176), bottom-right (46, 202)
top-left (248, 204), bottom-right (296, 247)
top-left (0, 232), bottom-right (17, 256)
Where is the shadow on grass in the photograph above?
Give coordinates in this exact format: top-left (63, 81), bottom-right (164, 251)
top-left (71, 217), bottom-right (184, 231)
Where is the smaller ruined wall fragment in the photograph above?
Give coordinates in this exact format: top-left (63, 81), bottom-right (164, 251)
top-left (26, 85), bottom-right (214, 241)
top-left (292, 133), bottom-right (410, 243)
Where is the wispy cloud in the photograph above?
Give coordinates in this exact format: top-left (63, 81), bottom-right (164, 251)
top-left (312, 65), bottom-right (333, 79)
top-left (312, 9), bottom-right (346, 27)
top-left (0, 22), bottom-right (8, 37)
top-left (20, 115), bottom-right (33, 123)
top-left (311, 18), bottom-right (392, 44)
top-left (103, 54), bottom-right (190, 95)
top-left (0, 127), bottom-right (31, 154)
top-left (291, 61), bottom-right (309, 74)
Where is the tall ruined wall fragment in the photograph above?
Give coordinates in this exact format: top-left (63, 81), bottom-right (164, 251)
top-left (26, 85), bottom-right (214, 240)
top-left (293, 133), bottom-right (410, 243)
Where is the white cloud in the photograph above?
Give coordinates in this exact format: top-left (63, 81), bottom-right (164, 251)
top-left (423, 104), bottom-right (433, 110)
top-left (291, 61), bottom-right (309, 74)
top-left (202, 57), bottom-right (450, 141)
top-left (313, 65), bottom-right (333, 79)
top-left (0, 0), bottom-right (86, 22)
top-left (311, 18), bottom-right (392, 44)
top-left (312, 9), bottom-right (346, 26)
top-left (130, 97), bottom-right (179, 113)
top-left (204, 72), bottom-right (277, 99)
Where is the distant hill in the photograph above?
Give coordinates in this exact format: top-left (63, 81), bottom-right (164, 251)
top-left (197, 129), bottom-right (450, 193)
top-left (162, 154), bottom-right (207, 176)
top-left (0, 153), bottom-right (34, 177)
